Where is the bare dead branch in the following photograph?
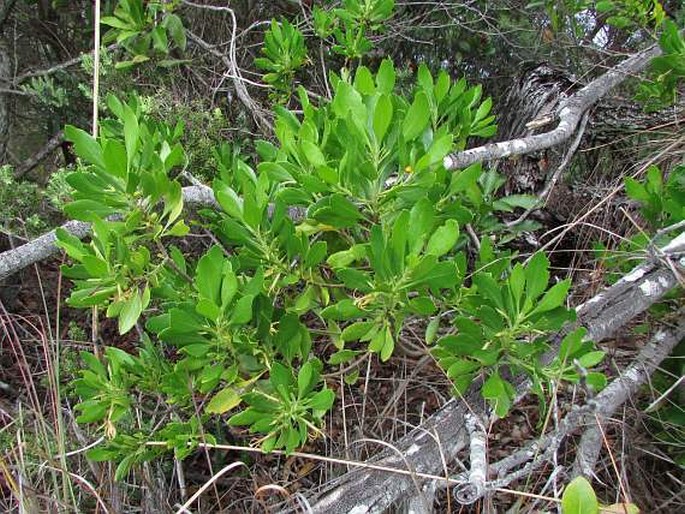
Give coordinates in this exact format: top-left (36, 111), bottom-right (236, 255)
top-left (11, 44), bottom-right (118, 85)
top-left (572, 314), bottom-right (685, 478)
top-left (0, 185), bottom-right (218, 281)
top-left (13, 130), bottom-right (64, 178)
top-left (443, 44), bottom-right (662, 170)
top-left (297, 233), bottom-right (684, 514)
top-left (183, 1), bottom-right (272, 131)
top-left (506, 112), bottom-right (589, 228)
top-left (454, 413), bottom-right (488, 505)
top-left (452, 314), bottom-right (685, 503)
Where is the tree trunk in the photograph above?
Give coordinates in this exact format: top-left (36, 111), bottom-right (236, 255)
top-left (494, 61), bottom-right (684, 196)
top-left (0, 38), bottom-right (10, 162)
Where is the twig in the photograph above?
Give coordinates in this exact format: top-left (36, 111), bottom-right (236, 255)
top-left (13, 130), bottom-right (64, 178)
top-left (506, 112), bottom-right (590, 228)
top-left (12, 44), bottom-right (118, 85)
top-left (534, 139), bottom-right (683, 259)
top-left (465, 223), bottom-right (481, 251)
top-left (183, 1), bottom-right (271, 130)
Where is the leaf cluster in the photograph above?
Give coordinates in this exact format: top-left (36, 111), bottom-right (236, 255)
top-left (101, 0), bottom-right (187, 69)
top-left (58, 60), bottom-right (606, 468)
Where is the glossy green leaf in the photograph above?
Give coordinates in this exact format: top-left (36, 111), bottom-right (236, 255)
top-left (327, 245), bottom-right (367, 268)
top-left (417, 63), bottom-right (434, 94)
top-left (525, 252), bottom-right (550, 301)
top-left (229, 294), bottom-right (255, 325)
top-left (482, 372), bottom-right (512, 418)
top-left (561, 476), bottom-right (599, 514)
top-left (301, 140), bottom-right (327, 168)
top-left (376, 59), bottom-right (396, 94)
top-left (408, 197), bottom-right (434, 251)
top-left (425, 317), bottom-right (440, 344)
top-left (119, 290), bottom-right (143, 334)
top-left (408, 296), bottom-right (437, 315)
top-left (121, 104), bottom-right (139, 170)
top-left (380, 326), bottom-right (394, 361)
top-left (473, 273), bottom-right (504, 310)
top-left (415, 133), bottom-right (453, 171)
top-left (195, 246), bottom-right (223, 305)
top-left (341, 321), bottom-right (376, 342)
top-left (206, 387), bottom-right (241, 414)
top-left (214, 180), bottom-right (244, 220)
top-left (531, 279), bottom-right (570, 315)
top-left (308, 388), bottom-right (335, 411)
top-left (373, 94), bottom-right (393, 143)
top-left (164, 13), bottom-right (187, 50)
top-left (585, 372), bottom-right (607, 392)
top-left (320, 299), bottom-right (365, 320)
top-left (297, 361), bottom-right (315, 398)
top-left (270, 362), bottom-right (293, 390)
top-left (402, 91), bottom-right (430, 140)
top-left (577, 351), bottom-right (605, 368)
top-left (64, 126), bottom-right (105, 169)
top-left (354, 65), bottom-right (375, 94)
top-left (509, 263), bottom-right (525, 308)
top-left (425, 219), bottom-right (459, 257)
top-left (328, 349), bottom-right (360, 365)
top-left (228, 407), bottom-right (266, 426)
top-left (195, 298), bottom-right (220, 322)
top-left (102, 140), bottom-right (128, 178)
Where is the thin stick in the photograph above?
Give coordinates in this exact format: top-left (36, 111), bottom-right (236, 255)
top-left (92, 0), bottom-right (101, 137)
top-left (507, 112), bottom-right (590, 228)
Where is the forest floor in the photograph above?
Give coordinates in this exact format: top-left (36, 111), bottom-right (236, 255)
top-left (1, 203), bottom-right (683, 513)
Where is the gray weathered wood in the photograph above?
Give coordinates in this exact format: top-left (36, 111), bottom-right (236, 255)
top-left (296, 234), bottom-right (684, 514)
top-left (443, 44), bottom-right (662, 170)
top-left (0, 185), bottom-right (219, 281)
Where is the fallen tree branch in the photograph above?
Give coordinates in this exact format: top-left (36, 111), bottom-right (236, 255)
top-left (572, 314), bottom-right (685, 478)
top-left (443, 44), bottom-right (662, 170)
top-left (454, 413), bottom-right (488, 505)
top-left (449, 312), bottom-right (685, 503)
top-left (13, 130), bottom-right (64, 178)
top-left (2, 169), bottom-right (683, 513)
top-left (0, 185), bottom-right (218, 281)
top-left (296, 233), bottom-right (684, 514)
